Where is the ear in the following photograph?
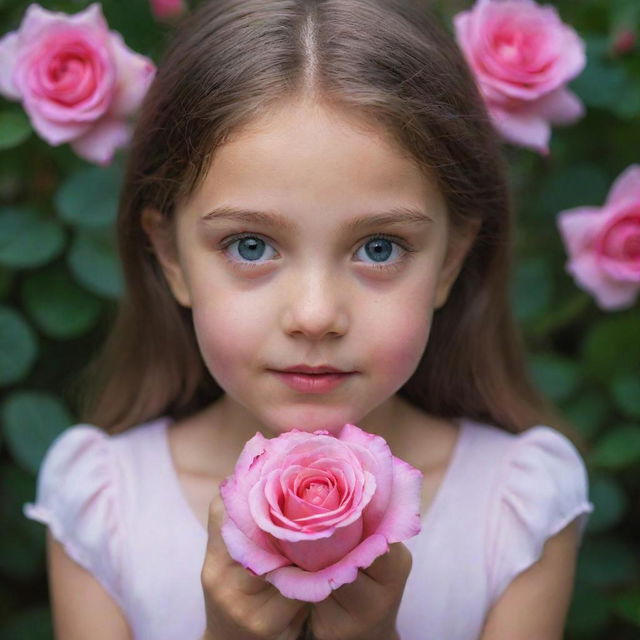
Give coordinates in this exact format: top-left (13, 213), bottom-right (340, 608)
top-left (434, 218), bottom-right (481, 310)
top-left (141, 208), bottom-right (192, 308)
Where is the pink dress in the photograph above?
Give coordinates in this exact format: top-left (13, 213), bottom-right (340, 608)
top-left (24, 416), bottom-right (594, 640)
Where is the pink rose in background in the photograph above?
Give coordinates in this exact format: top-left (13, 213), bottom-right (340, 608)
top-left (454, 0), bottom-right (586, 154)
top-left (149, 0), bottom-right (186, 21)
top-left (219, 423), bottom-right (423, 602)
top-left (0, 3), bottom-right (155, 165)
top-left (557, 164), bottom-right (640, 310)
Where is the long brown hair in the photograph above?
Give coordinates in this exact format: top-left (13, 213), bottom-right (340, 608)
top-left (72, 0), bottom-right (586, 452)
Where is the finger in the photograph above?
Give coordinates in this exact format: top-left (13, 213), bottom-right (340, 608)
top-left (255, 588), bottom-right (310, 631)
top-left (361, 541), bottom-right (412, 585)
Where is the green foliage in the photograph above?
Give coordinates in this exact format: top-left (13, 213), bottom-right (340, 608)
top-left (1, 0), bottom-right (639, 638)
top-left (2, 391), bottom-right (73, 474)
top-left (0, 109), bottom-right (31, 150)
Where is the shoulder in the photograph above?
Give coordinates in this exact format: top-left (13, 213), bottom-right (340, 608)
top-left (479, 422), bottom-right (595, 605)
top-left (22, 417), bottom-right (171, 598)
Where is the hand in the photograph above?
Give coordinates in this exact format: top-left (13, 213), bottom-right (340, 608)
top-left (200, 495), bottom-right (310, 640)
top-left (308, 542), bottom-right (412, 640)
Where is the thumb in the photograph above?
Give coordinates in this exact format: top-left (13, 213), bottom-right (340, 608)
top-left (206, 489), bottom-right (233, 561)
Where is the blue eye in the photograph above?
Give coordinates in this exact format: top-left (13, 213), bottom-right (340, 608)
top-left (222, 235), bottom-right (278, 264)
top-left (219, 233), bottom-right (412, 270)
top-left (355, 237), bottom-right (404, 265)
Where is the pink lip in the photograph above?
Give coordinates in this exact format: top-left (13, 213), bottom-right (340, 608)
top-left (272, 371), bottom-right (355, 394)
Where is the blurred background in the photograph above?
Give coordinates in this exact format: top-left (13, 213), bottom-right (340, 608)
top-left (0, 0), bottom-right (639, 637)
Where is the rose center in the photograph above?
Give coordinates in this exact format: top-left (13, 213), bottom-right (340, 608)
top-left (600, 215), bottom-right (640, 261)
top-left (302, 481), bottom-right (330, 505)
top-left (37, 37), bottom-right (101, 105)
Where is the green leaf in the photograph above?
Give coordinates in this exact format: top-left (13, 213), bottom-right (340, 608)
top-left (0, 524), bottom-right (42, 580)
top-left (1, 606), bottom-right (53, 640)
top-left (0, 208), bottom-right (66, 269)
top-left (585, 473), bottom-right (627, 534)
top-left (0, 306), bottom-right (37, 386)
top-left (529, 353), bottom-right (580, 402)
top-left (611, 373), bottom-right (640, 418)
top-left (570, 36), bottom-right (630, 112)
top-left (0, 266), bottom-right (13, 299)
top-left (55, 164), bottom-right (123, 229)
top-left (1, 390), bottom-right (73, 474)
top-left (534, 164), bottom-right (610, 221)
top-left (564, 391), bottom-right (609, 440)
top-left (0, 109), bottom-right (32, 150)
top-left (21, 265), bottom-right (102, 339)
top-left (68, 228), bottom-right (123, 299)
top-left (1, 464), bottom-right (39, 546)
top-left (582, 312), bottom-right (640, 381)
top-left (613, 589), bottom-right (640, 627)
top-left (591, 424), bottom-right (640, 470)
top-left (511, 257), bottom-right (552, 322)
top-left (577, 538), bottom-right (638, 588)
top-left (566, 583), bottom-right (612, 639)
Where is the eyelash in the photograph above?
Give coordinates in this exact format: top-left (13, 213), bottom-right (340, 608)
top-left (218, 232), bottom-right (415, 273)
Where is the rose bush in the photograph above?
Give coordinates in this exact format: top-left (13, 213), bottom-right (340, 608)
top-left (0, 3), bottom-right (155, 165)
top-left (219, 423), bottom-right (423, 603)
top-left (453, 0), bottom-right (586, 154)
top-left (557, 164), bottom-right (640, 310)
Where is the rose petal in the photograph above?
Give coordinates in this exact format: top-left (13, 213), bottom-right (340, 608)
top-left (606, 164), bottom-right (640, 207)
top-left (108, 31), bottom-right (155, 118)
top-left (556, 207), bottom-right (603, 257)
top-left (265, 533), bottom-right (389, 602)
top-left (250, 470), bottom-right (376, 540)
top-left (276, 518), bottom-right (363, 571)
top-left (370, 457), bottom-right (423, 543)
top-left (70, 118), bottom-right (129, 165)
top-left (19, 3), bottom-right (108, 44)
top-left (489, 105), bottom-right (550, 154)
top-left (336, 424), bottom-right (394, 535)
top-left (533, 88), bottom-right (585, 125)
top-left (0, 32), bottom-right (20, 99)
top-left (25, 104), bottom-right (92, 145)
top-left (220, 513), bottom-right (291, 575)
top-left (220, 472), bottom-right (282, 554)
top-left (567, 253), bottom-right (639, 310)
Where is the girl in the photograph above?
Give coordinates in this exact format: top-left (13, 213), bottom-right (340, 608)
top-left (24, 0), bottom-right (595, 638)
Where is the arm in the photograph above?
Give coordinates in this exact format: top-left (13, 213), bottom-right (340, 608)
top-left (47, 530), bottom-right (132, 639)
top-left (479, 517), bottom-right (582, 640)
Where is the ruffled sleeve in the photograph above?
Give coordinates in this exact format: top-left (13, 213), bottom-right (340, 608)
top-left (486, 426), bottom-right (595, 604)
top-left (23, 425), bottom-right (125, 609)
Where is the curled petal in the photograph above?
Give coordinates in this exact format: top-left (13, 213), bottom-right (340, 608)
top-left (265, 533), bottom-right (390, 602)
top-left (108, 31), bottom-right (155, 118)
top-left (607, 165), bottom-right (640, 207)
top-left (70, 118), bottom-right (129, 165)
top-left (220, 512), bottom-right (290, 575)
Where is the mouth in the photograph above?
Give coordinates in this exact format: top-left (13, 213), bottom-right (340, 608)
top-left (270, 369), bottom-right (356, 394)
top-left (276, 365), bottom-right (354, 375)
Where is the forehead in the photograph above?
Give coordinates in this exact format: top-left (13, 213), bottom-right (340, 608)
top-left (182, 99), bottom-right (447, 225)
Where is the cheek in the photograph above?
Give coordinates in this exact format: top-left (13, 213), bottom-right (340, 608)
top-left (363, 288), bottom-right (433, 384)
top-left (189, 291), bottom-right (266, 386)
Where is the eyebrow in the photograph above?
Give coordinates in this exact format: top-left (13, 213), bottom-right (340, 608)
top-left (199, 205), bottom-right (435, 232)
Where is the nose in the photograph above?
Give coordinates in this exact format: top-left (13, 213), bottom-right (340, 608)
top-left (280, 266), bottom-right (349, 340)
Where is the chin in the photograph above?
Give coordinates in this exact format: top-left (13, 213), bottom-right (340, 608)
top-left (264, 409), bottom-right (356, 436)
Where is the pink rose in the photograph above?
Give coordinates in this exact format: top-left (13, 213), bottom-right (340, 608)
top-left (454, 0), bottom-right (586, 154)
top-left (557, 165), bottom-right (640, 310)
top-left (219, 424), bottom-right (423, 602)
top-left (0, 3), bottom-right (155, 165)
top-left (149, 0), bottom-right (186, 21)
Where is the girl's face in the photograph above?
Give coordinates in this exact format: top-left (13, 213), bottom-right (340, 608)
top-left (145, 99), bottom-right (476, 438)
